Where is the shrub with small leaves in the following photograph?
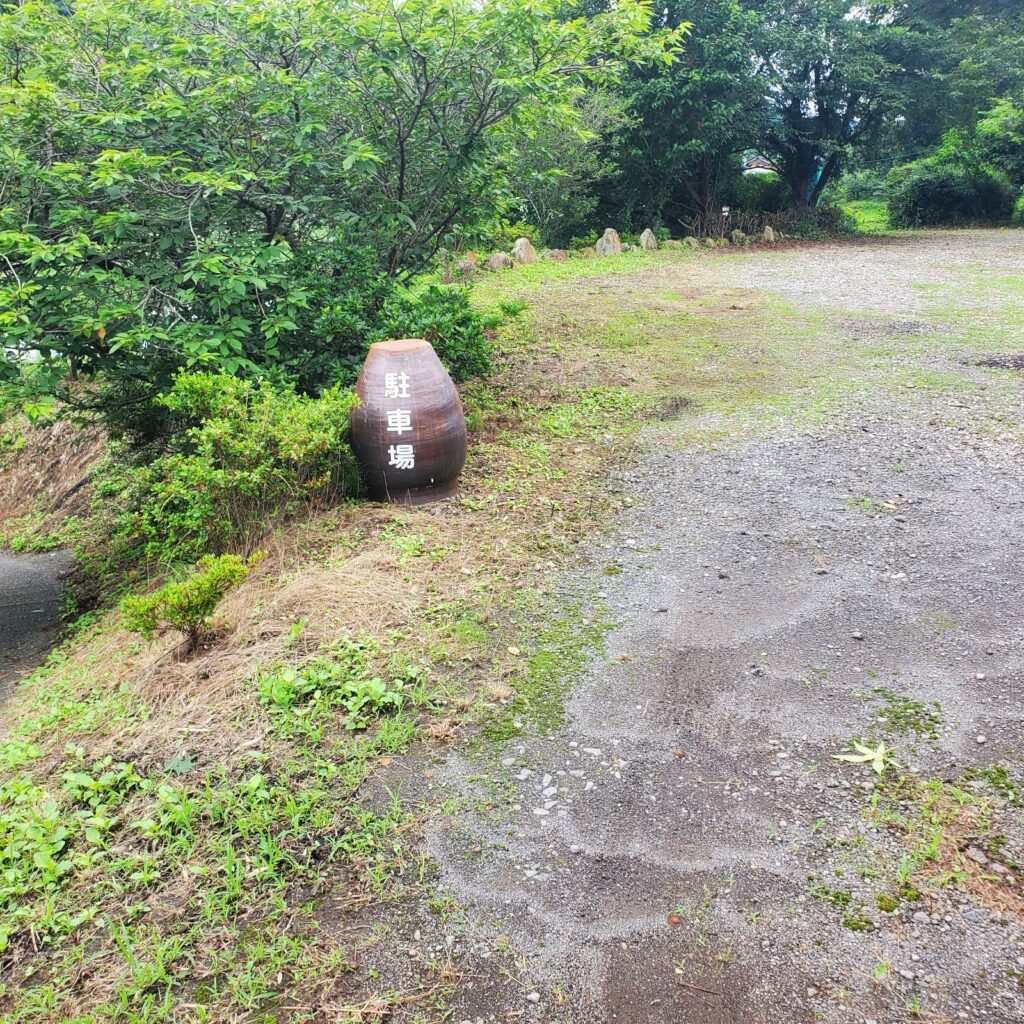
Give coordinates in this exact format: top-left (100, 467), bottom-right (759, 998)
top-left (371, 286), bottom-right (495, 383)
top-left (96, 372), bottom-right (360, 563)
top-left (122, 553), bottom-right (262, 651)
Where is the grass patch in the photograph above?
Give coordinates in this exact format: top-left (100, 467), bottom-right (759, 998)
top-left (845, 200), bottom-right (891, 233)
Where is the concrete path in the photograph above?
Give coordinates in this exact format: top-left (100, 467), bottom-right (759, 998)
top-left (0, 552), bottom-right (70, 692)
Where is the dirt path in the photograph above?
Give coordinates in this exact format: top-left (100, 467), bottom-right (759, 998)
top-left (346, 231), bottom-right (1024, 1023)
top-left (0, 552), bottom-right (70, 693)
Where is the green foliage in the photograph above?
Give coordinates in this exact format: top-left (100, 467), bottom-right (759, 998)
top-left (0, 754), bottom-right (148, 952)
top-left (1015, 192), bottom-right (1024, 224)
top-left (789, 205), bottom-right (858, 239)
top-left (480, 220), bottom-right (544, 254)
top-left (257, 639), bottom-right (423, 731)
top-left (0, 0), bottom-right (673, 422)
top-left (834, 169), bottom-right (889, 202)
top-left (727, 172), bottom-right (791, 213)
top-left (976, 98), bottom-right (1024, 189)
top-left (887, 158), bottom-right (1014, 227)
top-left (594, 0), bottom-right (761, 228)
top-left (372, 286), bottom-right (495, 383)
top-left (122, 552), bottom-right (259, 650)
top-left (844, 200), bottom-right (890, 233)
top-left (503, 91), bottom-right (630, 246)
top-left (98, 374), bottom-right (359, 563)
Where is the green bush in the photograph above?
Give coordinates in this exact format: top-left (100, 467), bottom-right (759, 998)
top-left (569, 229), bottom-right (600, 249)
top-left (977, 99), bottom-right (1024, 190)
top-left (372, 286), bottom-right (494, 383)
top-left (280, 237), bottom-right (395, 394)
top-left (790, 205), bottom-right (858, 239)
top-left (122, 553), bottom-right (260, 650)
top-left (835, 169), bottom-right (888, 202)
top-left (729, 172), bottom-right (791, 213)
top-left (1014, 192), bottom-right (1024, 224)
top-left (887, 161), bottom-right (1014, 227)
top-left (97, 374), bottom-right (360, 563)
top-left (476, 220), bottom-right (543, 254)
top-left (0, 0), bottom-right (662, 426)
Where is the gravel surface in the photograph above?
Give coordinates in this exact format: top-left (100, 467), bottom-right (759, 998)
top-left (335, 231), bottom-right (1024, 1022)
top-left (0, 552), bottom-right (70, 693)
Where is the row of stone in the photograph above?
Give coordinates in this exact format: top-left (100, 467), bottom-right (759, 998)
top-left (469, 225), bottom-right (778, 274)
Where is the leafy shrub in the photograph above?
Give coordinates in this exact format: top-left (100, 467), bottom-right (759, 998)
top-left (0, 0), bottom-right (663, 424)
top-left (729, 172), bottom-right (791, 213)
top-left (569, 229), bottom-right (599, 249)
top-left (98, 374), bottom-right (360, 563)
top-left (887, 161), bottom-right (1014, 227)
top-left (122, 553), bottom-right (260, 650)
top-left (976, 98), bottom-right (1024, 190)
top-left (477, 220), bottom-right (543, 254)
top-left (280, 238), bottom-right (395, 393)
top-left (372, 286), bottom-right (494, 383)
top-left (834, 168), bottom-right (888, 202)
top-left (1014, 191), bottom-right (1024, 224)
top-left (790, 205), bottom-right (858, 239)
top-left (257, 638), bottom-right (422, 730)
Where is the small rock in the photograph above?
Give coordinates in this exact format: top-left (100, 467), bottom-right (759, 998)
top-left (484, 251), bottom-right (513, 271)
top-left (543, 248), bottom-right (568, 261)
top-left (965, 846), bottom-right (988, 866)
top-left (639, 228), bottom-right (658, 251)
top-left (762, 226), bottom-right (776, 243)
top-left (526, 992), bottom-right (541, 1004)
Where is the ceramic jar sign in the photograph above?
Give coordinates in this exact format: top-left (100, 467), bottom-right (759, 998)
top-left (350, 339), bottom-right (468, 505)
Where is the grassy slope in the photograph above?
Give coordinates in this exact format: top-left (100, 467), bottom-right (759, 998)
top-left (1, 236), bottom-right (1022, 1021)
top-left (844, 199), bottom-right (891, 233)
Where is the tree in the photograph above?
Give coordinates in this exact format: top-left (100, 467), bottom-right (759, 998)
top-left (0, 0), bottom-right (673, 423)
top-left (976, 97), bottom-right (1024, 189)
top-left (586, 0), bottom-right (765, 230)
top-left (748, 1), bottom-right (909, 208)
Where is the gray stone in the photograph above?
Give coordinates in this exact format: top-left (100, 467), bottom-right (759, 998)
top-left (578, 246), bottom-right (597, 259)
top-left (682, 236), bottom-right (700, 250)
top-left (453, 259), bottom-right (476, 280)
top-left (763, 226), bottom-right (776, 243)
top-left (731, 228), bottom-right (747, 245)
top-left (512, 237), bottom-right (538, 264)
top-left (595, 228), bottom-right (623, 256)
top-left (639, 228), bottom-right (658, 251)
top-left (543, 248), bottom-right (568, 261)
top-left (484, 251), bottom-right (513, 271)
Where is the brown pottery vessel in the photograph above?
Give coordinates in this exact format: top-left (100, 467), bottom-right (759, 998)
top-left (350, 339), bottom-right (467, 505)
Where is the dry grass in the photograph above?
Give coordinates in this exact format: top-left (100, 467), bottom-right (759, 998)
top-left (0, 417), bottom-right (104, 527)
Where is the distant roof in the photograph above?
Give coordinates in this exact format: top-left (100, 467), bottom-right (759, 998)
top-left (743, 156), bottom-right (777, 171)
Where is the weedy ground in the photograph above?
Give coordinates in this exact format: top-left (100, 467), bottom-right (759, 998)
top-left (1, 229), bottom-right (1023, 1022)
